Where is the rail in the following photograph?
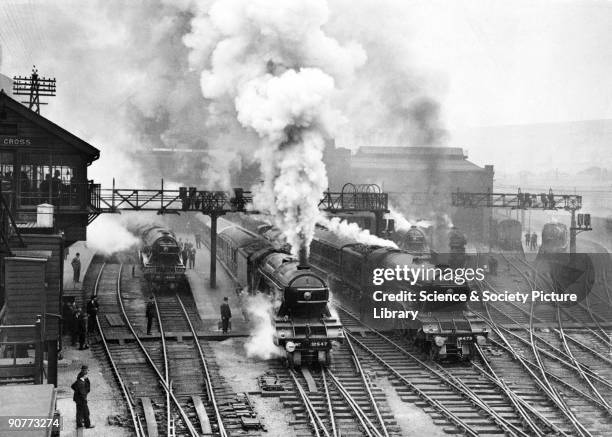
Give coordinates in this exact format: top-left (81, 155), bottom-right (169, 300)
top-left (176, 295), bottom-right (228, 437)
top-left (92, 263), bottom-right (145, 437)
top-left (483, 255), bottom-right (595, 436)
top-left (153, 294), bottom-right (173, 436)
top-left (114, 264), bottom-right (199, 437)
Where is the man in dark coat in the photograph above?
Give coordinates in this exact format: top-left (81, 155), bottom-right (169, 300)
top-left (146, 296), bottom-right (156, 335)
top-left (71, 253), bottom-right (81, 284)
top-left (77, 309), bottom-right (88, 350)
top-left (220, 297), bottom-right (232, 334)
top-left (86, 296), bottom-right (99, 334)
top-left (70, 304), bottom-right (79, 346)
top-left (71, 365), bottom-right (94, 429)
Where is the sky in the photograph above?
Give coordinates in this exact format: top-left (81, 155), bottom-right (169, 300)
top-left (0, 0), bottom-right (610, 176)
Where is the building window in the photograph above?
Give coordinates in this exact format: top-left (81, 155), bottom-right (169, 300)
top-left (20, 163), bottom-right (78, 206)
top-left (0, 152), bottom-right (13, 190)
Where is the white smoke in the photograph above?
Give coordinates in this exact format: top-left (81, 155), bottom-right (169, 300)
top-left (87, 215), bottom-right (140, 255)
top-left (243, 292), bottom-right (284, 360)
top-left (388, 206), bottom-right (413, 231)
top-left (388, 206), bottom-right (434, 231)
top-left (185, 0), bottom-right (366, 257)
top-left (320, 216), bottom-right (397, 248)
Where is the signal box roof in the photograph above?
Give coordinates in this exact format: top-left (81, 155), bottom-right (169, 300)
top-left (0, 90), bottom-right (99, 163)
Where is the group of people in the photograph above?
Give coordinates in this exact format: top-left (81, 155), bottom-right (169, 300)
top-left (178, 238), bottom-right (198, 269)
top-left (524, 232), bottom-right (539, 250)
top-left (62, 295), bottom-right (99, 350)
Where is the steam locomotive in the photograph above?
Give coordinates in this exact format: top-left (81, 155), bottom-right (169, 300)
top-left (139, 225), bottom-right (186, 291)
top-left (492, 219), bottom-right (523, 251)
top-left (535, 222), bottom-right (594, 304)
top-left (201, 217), bottom-right (342, 367)
top-left (391, 225), bottom-right (468, 268)
top-left (539, 222), bottom-right (568, 253)
top-left (308, 225), bottom-right (487, 361)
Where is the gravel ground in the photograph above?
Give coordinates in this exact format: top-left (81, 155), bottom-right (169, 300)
top-left (56, 338), bottom-right (132, 437)
top-left (210, 338), bottom-right (294, 436)
top-left (377, 377), bottom-right (448, 437)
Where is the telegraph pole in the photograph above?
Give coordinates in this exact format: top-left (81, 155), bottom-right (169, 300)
top-left (13, 66), bottom-right (56, 114)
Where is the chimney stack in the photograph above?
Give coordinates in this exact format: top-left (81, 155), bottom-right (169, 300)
top-left (297, 244), bottom-right (309, 270)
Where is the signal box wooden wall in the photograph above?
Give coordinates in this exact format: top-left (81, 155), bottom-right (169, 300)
top-left (0, 90), bottom-right (99, 245)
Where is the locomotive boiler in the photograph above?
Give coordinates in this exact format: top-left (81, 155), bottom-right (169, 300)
top-left (202, 218), bottom-right (342, 367)
top-left (139, 225), bottom-right (186, 291)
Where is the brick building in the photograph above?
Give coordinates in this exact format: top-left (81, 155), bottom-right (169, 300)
top-left (324, 144), bottom-right (494, 243)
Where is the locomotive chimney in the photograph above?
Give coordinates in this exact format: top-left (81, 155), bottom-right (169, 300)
top-left (297, 244), bottom-right (309, 270)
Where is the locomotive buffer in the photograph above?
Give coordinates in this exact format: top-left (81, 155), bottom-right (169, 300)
top-left (451, 188), bottom-right (592, 253)
top-left (88, 180), bottom-right (389, 287)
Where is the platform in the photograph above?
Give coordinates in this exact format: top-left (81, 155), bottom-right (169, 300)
top-left (178, 233), bottom-right (252, 335)
top-left (56, 336), bottom-right (131, 436)
top-left (0, 384), bottom-right (57, 436)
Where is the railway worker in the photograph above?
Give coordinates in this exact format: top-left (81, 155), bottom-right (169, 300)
top-left (181, 246), bottom-right (189, 267)
top-left (71, 252), bottom-right (81, 284)
top-left (220, 297), bottom-right (232, 334)
top-left (489, 256), bottom-right (498, 276)
top-left (188, 247), bottom-right (196, 269)
top-left (524, 232), bottom-right (530, 248)
top-left (146, 296), bottom-right (156, 335)
top-left (71, 365), bottom-right (94, 429)
top-left (86, 295), bottom-right (99, 334)
top-left (531, 232), bottom-right (538, 250)
top-left (70, 304), bottom-right (79, 346)
top-left (195, 233), bottom-right (201, 249)
top-left (77, 309), bottom-right (89, 350)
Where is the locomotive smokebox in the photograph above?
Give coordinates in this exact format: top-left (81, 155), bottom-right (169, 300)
top-left (297, 245), bottom-right (310, 270)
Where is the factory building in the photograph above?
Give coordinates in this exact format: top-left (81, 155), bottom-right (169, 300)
top-left (324, 144), bottom-right (494, 244)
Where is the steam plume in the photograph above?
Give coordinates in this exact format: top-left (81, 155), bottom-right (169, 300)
top-left (87, 215), bottom-right (140, 255)
top-left (185, 0), bottom-right (366, 256)
top-left (243, 292), bottom-right (283, 360)
top-left (320, 216), bottom-right (397, 248)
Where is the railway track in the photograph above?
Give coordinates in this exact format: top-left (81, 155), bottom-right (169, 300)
top-left (476, 252), bottom-right (612, 436)
top-left (93, 260), bottom-right (201, 436)
top-left (266, 337), bottom-right (400, 437)
top-left (335, 306), bottom-right (544, 437)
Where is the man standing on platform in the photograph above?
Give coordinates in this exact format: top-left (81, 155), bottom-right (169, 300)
top-left (146, 296), bottom-right (156, 335)
top-left (86, 296), bottom-right (99, 334)
top-left (220, 297), bottom-right (232, 334)
top-left (195, 233), bottom-right (201, 249)
top-left (71, 253), bottom-right (81, 284)
top-left (77, 309), bottom-right (88, 350)
top-left (71, 365), bottom-right (94, 430)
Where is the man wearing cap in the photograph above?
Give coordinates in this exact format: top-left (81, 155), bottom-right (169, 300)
top-left (86, 296), bottom-right (99, 334)
top-left (71, 365), bottom-right (94, 429)
top-left (146, 296), bottom-right (156, 335)
top-left (220, 297), bottom-right (232, 334)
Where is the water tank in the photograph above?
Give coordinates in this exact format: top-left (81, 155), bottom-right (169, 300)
top-left (36, 203), bottom-right (54, 228)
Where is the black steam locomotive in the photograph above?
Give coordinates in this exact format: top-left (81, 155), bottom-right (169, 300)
top-left (391, 225), bottom-right (431, 255)
top-left (202, 217), bottom-right (342, 367)
top-left (492, 219), bottom-right (523, 251)
top-left (139, 225), bottom-right (186, 291)
top-left (307, 226), bottom-right (487, 361)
